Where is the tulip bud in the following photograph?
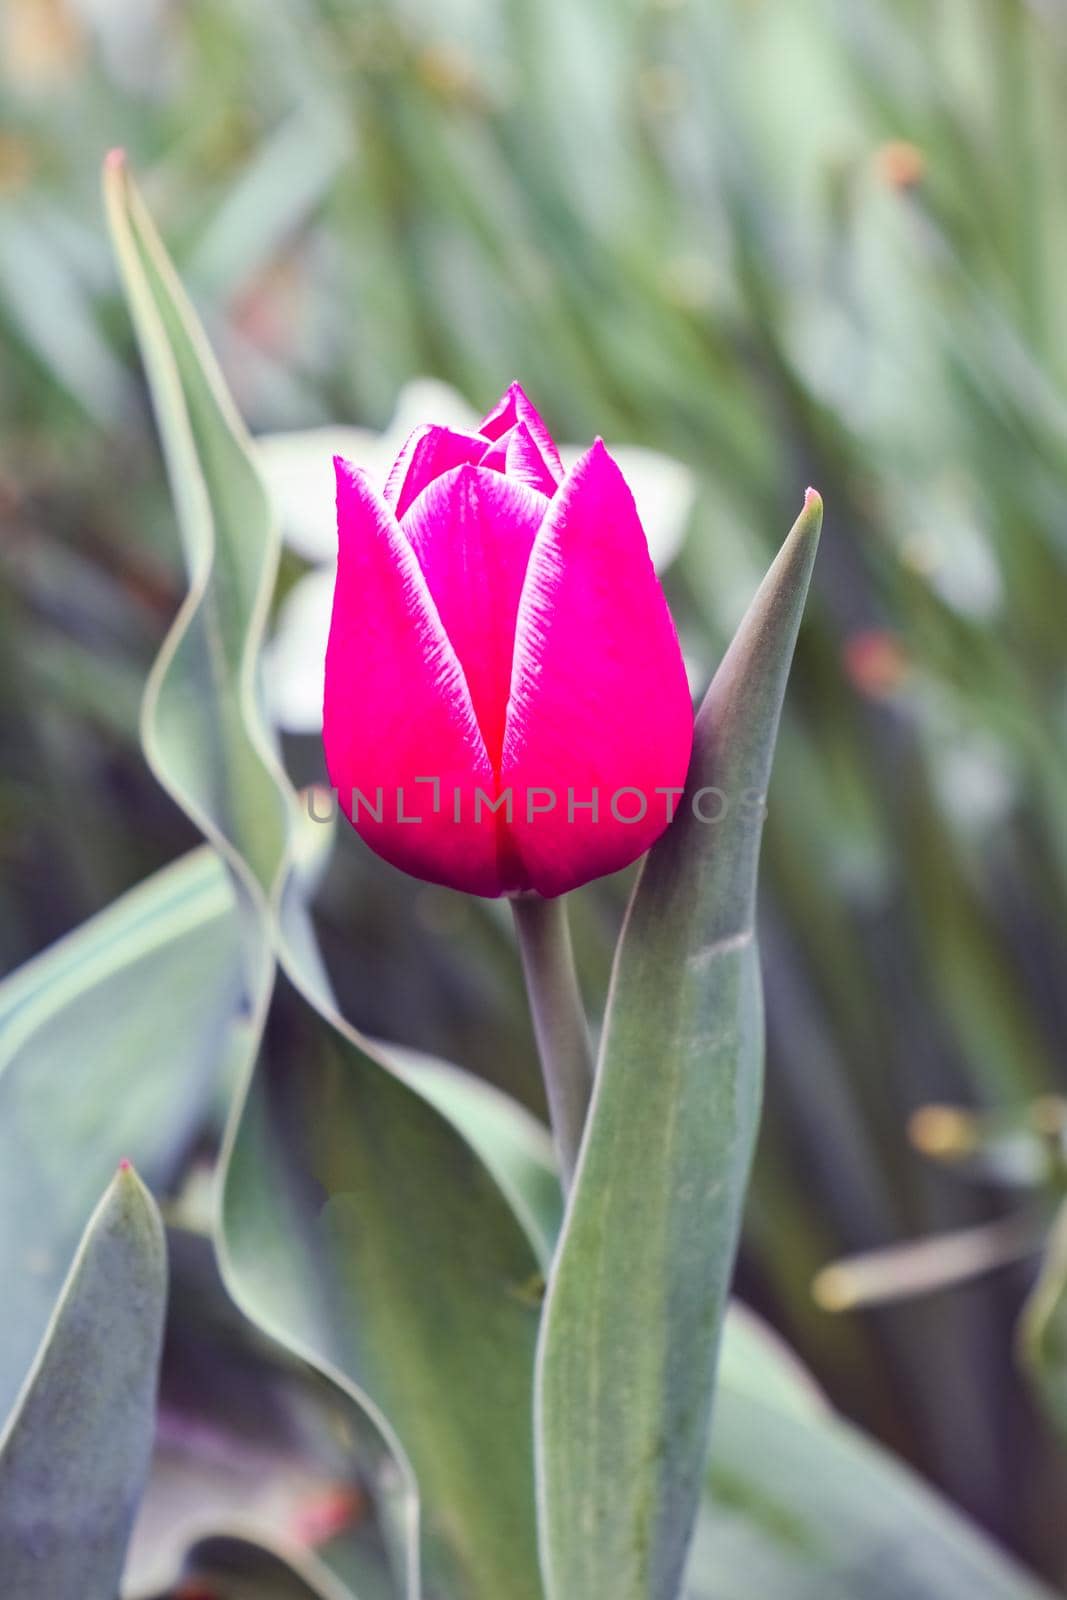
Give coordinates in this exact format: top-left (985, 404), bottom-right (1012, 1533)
top-left (324, 383), bottom-right (693, 897)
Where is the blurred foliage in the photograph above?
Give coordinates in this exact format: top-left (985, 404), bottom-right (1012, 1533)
top-left (2, 0), bottom-right (1067, 1583)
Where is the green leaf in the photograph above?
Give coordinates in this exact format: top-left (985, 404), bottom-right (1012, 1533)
top-left (128, 1224), bottom-right (395, 1600)
top-left (224, 976), bottom-right (545, 1600)
top-left (0, 1165), bottom-right (166, 1599)
top-left (0, 846), bottom-right (241, 1420)
top-left (389, 1047), bottom-right (563, 1269)
top-left (106, 156), bottom-right (545, 1600)
top-left (535, 492), bottom-right (822, 1600)
top-left (688, 1305), bottom-right (1056, 1600)
top-left (103, 150), bottom-right (291, 898)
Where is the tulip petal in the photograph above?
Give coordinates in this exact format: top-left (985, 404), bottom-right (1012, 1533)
top-left (501, 441), bottom-right (693, 897)
top-left (326, 459), bottom-right (506, 896)
top-left (400, 463), bottom-right (547, 769)
top-left (480, 420), bottom-right (559, 499)
top-left (383, 424), bottom-right (489, 520)
top-left (479, 381), bottom-right (563, 482)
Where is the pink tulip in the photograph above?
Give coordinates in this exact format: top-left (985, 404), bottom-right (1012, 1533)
top-left (323, 383), bottom-right (693, 898)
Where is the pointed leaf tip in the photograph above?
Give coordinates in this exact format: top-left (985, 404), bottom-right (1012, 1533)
top-left (104, 147), bottom-right (126, 172)
top-left (0, 1171), bottom-right (166, 1595)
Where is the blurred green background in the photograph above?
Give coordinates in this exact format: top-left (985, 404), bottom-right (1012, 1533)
top-left (2, 0), bottom-right (1067, 1583)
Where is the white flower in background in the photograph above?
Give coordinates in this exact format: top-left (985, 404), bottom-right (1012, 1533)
top-left (258, 379), bottom-right (697, 734)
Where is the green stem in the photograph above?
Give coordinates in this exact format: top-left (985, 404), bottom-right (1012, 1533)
top-left (511, 894), bottom-right (594, 1193)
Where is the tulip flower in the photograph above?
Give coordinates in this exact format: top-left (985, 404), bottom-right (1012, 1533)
top-left (324, 382), bottom-right (693, 898)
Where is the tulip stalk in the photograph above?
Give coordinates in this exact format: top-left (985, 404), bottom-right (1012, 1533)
top-left (512, 894), bottom-right (594, 1191)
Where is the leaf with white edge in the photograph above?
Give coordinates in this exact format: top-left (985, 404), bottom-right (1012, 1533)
top-left (103, 149), bottom-right (291, 897)
top-left (221, 969), bottom-right (545, 1600)
top-left (106, 155), bottom-right (545, 1600)
top-left (535, 492), bottom-right (822, 1600)
top-left (126, 1224), bottom-right (396, 1600)
top-left (0, 847), bottom-right (241, 1421)
top-left (0, 1165), bottom-right (166, 1600)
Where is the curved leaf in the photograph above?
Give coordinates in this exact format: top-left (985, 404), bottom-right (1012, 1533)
top-left (223, 973), bottom-right (543, 1600)
top-left (105, 155), bottom-right (544, 1600)
top-left (127, 1224), bottom-right (395, 1600)
top-left (535, 493), bottom-right (822, 1600)
top-left (0, 1166), bottom-right (166, 1599)
top-left (102, 153), bottom-right (290, 899)
top-left (0, 847), bottom-right (241, 1420)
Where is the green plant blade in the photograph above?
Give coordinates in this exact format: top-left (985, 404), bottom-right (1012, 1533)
top-left (0, 1165), bottom-right (166, 1599)
top-left (127, 1223), bottom-right (395, 1600)
top-left (224, 971), bottom-right (544, 1600)
top-left (0, 846), bottom-right (241, 1420)
top-left (535, 493), bottom-right (822, 1600)
top-left (389, 1047), bottom-right (563, 1270)
top-left (106, 157), bottom-right (545, 1600)
top-left (102, 154), bottom-right (290, 899)
top-left (689, 1306), bottom-right (1056, 1600)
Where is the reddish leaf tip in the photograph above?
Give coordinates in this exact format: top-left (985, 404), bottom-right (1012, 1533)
top-left (804, 485), bottom-right (822, 509)
top-left (118, 1157), bottom-right (132, 1172)
top-left (104, 147), bottom-right (126, 172)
